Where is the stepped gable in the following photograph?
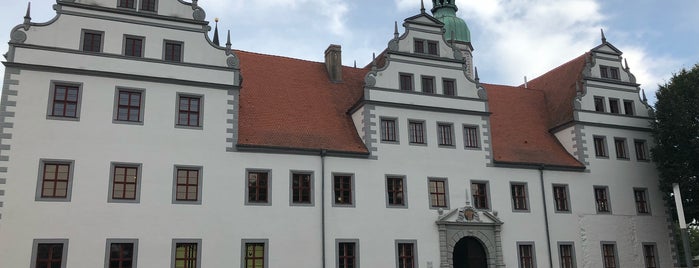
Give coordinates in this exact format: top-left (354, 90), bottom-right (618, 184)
top-left (525, 53), bottom-right (590, 129)
top-left (236, 50), bottom-right (369, 154)
top-left (486, 83), bottom-right (585, 169)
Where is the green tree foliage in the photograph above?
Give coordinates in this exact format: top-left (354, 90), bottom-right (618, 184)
top-left (652, 64), bottom-right (699, 226)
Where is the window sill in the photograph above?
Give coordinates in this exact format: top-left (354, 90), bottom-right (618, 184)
top-left (46, 115), bottom-right (80, 122)
top-left (113, 119), bottom-right (144, 126)
top-left (175, 124), bottom-right (203, 130)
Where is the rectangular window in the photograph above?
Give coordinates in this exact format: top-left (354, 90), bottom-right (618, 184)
top-left (337, 241), bottom-right (357, 268)
top-left (244, 243), bottom-right (265, 268)
top-left (602, 243), bottom-right (617, 268)
top-left (408, 120), bottom-right (425, 144)
top-left (124, 36), bottom-right (144, 57)
top-left (397, 242), bottom-right (415, 268)
top-left (38, 161), bottom-right (73, 200)
top-left (414, 39), bottom-right (438, 56)
top-left (291, 172), bottom-right (312, 205)
top-left (609, 99), bottom-right (620, 114)
top-left (634, 188), bottom-right (650, 214)
top-left (118, 0), bottom-right (135, 9)
top-left (164, 41), bottom-right (183, 62)
top-left (623, 100), bottom-right (634, 115)
top-left (559, 243), bottom-right (575, 268)
top-left (643, 244), bottom-right (658, 268)
top-left (427, 41), bottom-right (438, 55)
top-left (106, 240), bottom-right (137, 268)
top-left (518, 243), bottom-right (535, 268)
top-left (471, 182), bottom-right (488, 209)
top-left (333, 174), bottom-right (353, 206)
top-left (115, 89), bottom-right (143, 122)
top-left (380, 118), bottom-right (397, 142)
top-left (50, 84), bottom-right (80, 118)
top-left (511, 183), bottom-right (528, 211)
top-left (600, 66), bottom-right (609, 78)
top-left (111, 165), bottom-right (139, 201)
top-left (635, 140), bottom-right (648, 161)
top-left (610, 67), bottom-right (620, 80)
top-left (33, 241), bottom-right (67, 268)
top-left (174, 167), bottom-right (200, 203)
top-left (614, 138), bottom-right (628, 159)
top-left (437, 123), bottom-right (454, 146)
top-left (428, 178), bottom-right (448, 209)
top-left (553, 185), bottom-right (570, 212)
top-left (247, 170), bottom-right (270, 204)
top-left (172, 241), bottom-right (200, 268)
top-left (594, 96), bottom-right (605, 112)
top-left (443, 79), bottom-right (456, 96)
top-left (177, 95), bottom-right (201, 127)
top-left (421, 76), bottom-right (435, 94)
top-left (463, 125), bottom-right (480, 149)
top-left (413, 40), bottom-right (424, 54)
top-left (82, 30), bottom-right (103, 52)
top-left (386, 176), bottom-right (406, 207)
top-left (399, 74), bottom-right (413, 91)
top-left (594, 186), bottom-right (610, 213)
top-left (593, 136), bottom-right (608, 157)
top-left (140, 0), bottom-right (157, 12)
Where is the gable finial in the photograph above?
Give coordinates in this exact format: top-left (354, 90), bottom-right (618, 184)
top-left (225, 30), bottom-right (232, 55)
top-left (600, 28), bottom-right (607, 43)
top-left (624, 58), bottom-right (630, 70)
top-left (371, 52), bottom-right (377, 70)
top-left (24, 2), bottom-right (31, 25)
top-left (474, 66), bottom-right (480, 82)
top-left (394, 21), bottom-right (399, 39)
top-left (642, 89), bottom-right (648, 102)
top-left (353, 60), bottom-right (357, 68)
top-left (420, 0), bottom-right (426, 13)
top-left (212, 18), bottom-right (220, 46)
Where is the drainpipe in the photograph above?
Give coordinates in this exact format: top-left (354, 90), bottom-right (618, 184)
top-left (320, 149), bottom-right (328, 268)
top-left (539, 165), bottom-right (554, 268)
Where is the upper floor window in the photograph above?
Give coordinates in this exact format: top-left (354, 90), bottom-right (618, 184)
top-left (614, 138), bottom-right (628, 159)
top-left (49, 83), bottom-right (81, 119)
top-left (421, 76), bottom-right (435, 94)
top-left (399, 73), bottom-right (413, 91)
top-left (593, 136), bottom-right (608, 158)
top-left (380, 118), bottom-right (397, 143)
top-left (109, 164), bottom-right (141, 202)
top-left (291, 172), bottom-right (312, 205)
top-left (443, 79), bottom-right (456, 96)
top-left (333, 174), bottom-right (354, 206)
top-left (553, 184), bottom-right (570, 212)
top-left (437, 123), bottom-right (454, 146)
top-left (386, 176), bottom-right (406, 207)
top-left (140, 0), bottom-right (157, 12)
top-left (428, 178), bottom-right (448, 209)
top-left (463, 125), bottom-right (480, 149)
top-left (246, 170), bottom-right (270, 205)
top-left (173, 166), bottom-right (201, 204)
top-left (634, 188), bottom-right (650, 214)
top-left (609, 99), bottom-right (620, 114)
top-left (115, 89), bottom-right (143, 123)
top-left (37, 160), bottom-right (74, 201)
top-left (511, 183), bottom-right (528, 211)
top-left (118, 0), bottom-right (136, 9)
top-left (408, 120), bottom-right (425, 144)
top-left (518, 243), bottom-right (535, 268)
top-left (414, 39), bottom-right (438, 56)
top-left (594, 96), bottom-right (605, 112)
top-left (177, 94), bottom-right (202, 128)
top-left (600, 65), bottom-right (620, 80)
top-left (594, 186), bottom-right (611, 213)
top-left (559, 243), bottom-right (575, 268)
top-left (243, 242), bottom-right (266, 268)
top-left (602, 243), bottom-right (618, 268)
top-left (337, 241), bottom-right (357, 268)
top-left (471, 182), bottom-right (489, 209)
top-left (164, 40), bottom-right (183, 62)
top-left (82, 30), bottom-right (103, 52)
top-left (107, 240), bottom-right (137, 268)
top-left (634, 140), bottom-right (649, 161)
top-left (397, 242), bottom-right (416, 268)
top-left (643, 244), bottom-right (658, 268)
top-left (623, 100), bottom-right (634, 115)
top-left (124, 35), bottom-right (144, 57)
top-left (32, 240), bottom-right (68, 268)
top-left (172, 240), bottom-right (200, 268)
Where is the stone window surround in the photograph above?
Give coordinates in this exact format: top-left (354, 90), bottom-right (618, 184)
top-left (593, 185), bottom-right (612, 214)
top-left (436, 121), bottom-right (456, 148)
top-left (385, 174), bottom-right (408, 209)
top-left (331, 172), bottom-right (355, 207)
top-left (174, 92), bottom-right (204, 130)
top-left (240, 239), bottom-right (269, 268)
top-left (80, 29), bottom-right (105, 53)
top-left (122, 34), bottom-right (146, 58)
top-left (394, 240), bottom-right (418, 268)
top-left (335, 239), bottom-right (360, 268)
top-left (104, 238), bottom-right (139, 268)
top-left (600, 241), bottom-right (619, 268)
top-left (557, 241), bottom-right (577, 268)
top-left (442, 78), bottom-right (457, 96)
top-left (593, 135), bottom-right (609, 158)
top-left (552, 184), bottom-right (572, 213)
top-left (171, 165), bottom-right (203, 205)
top-left (162, 39), bottom-right (184, 62)
top-left (613, 137), bottom-right (629, 160)
top-left (107, 162), bottom-right (143, 203)
top-left (170, 239), bottom-right (201, 268)
top-left (427, 177), bottom-right (449, 210)
top-left (510, 181), bottom-right (530, 213)
top-left (31, 239), bottom-right (69, 268)
top-left (35, 159), bottom-right (75, 202)
top-left (46, 80), bottom-right (84, 121)
top-left (470, 180), bottom-right (491, 210)
top-left (289, 170), bottom-right (314, 207)
top-left (379, 116), bottom-right (400, 144)
top-left (462, 124), bottom-right (481, 150)
top-left (245, 168), bottom-right (272, 206)
top-left (407, 119), bottom-right (427, 146)
top-left (517, 241), bottom-right (537, 268)
top-left (112, 86), bottom-right (146, 125)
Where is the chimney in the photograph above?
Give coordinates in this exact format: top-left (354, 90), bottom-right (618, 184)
top-left (324, 44), bottom-right (342, 82)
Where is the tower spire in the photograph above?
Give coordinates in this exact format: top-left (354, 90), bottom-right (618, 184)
top-left (213, 18), bottom-right (220, 46)
top-left (24, 2), bottom-right (31, 24)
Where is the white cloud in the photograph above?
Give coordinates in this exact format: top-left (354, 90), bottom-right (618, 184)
top-left (620, 46), bottom-right (683, 104)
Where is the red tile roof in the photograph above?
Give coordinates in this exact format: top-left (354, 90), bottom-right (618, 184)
top-left (236, 50), bottom-right (369, 154)
top-left (486, 83), bottom-right (585, 169)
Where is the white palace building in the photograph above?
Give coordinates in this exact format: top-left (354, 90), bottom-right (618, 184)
top-left (0, 0), bottom-right (677, 267)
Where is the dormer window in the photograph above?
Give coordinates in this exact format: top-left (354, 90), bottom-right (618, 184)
top-left (600, 65), bottom-right (620, 80)
top-left (414, 39), bottom-right (439, 56)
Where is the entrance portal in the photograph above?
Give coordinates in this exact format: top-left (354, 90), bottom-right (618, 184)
top-left (452, 237), bottom-right (487, 268)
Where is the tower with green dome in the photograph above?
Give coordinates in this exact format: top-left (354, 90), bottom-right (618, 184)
top-left (431, 0), bottom-right (475, 79)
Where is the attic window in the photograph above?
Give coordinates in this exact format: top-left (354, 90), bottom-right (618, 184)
top-left (414, 39), bottom-right (439, 56)
top-left (600, 65), bottom-right (620, 80)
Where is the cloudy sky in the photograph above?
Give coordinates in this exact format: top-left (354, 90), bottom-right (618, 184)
top-left (2, 0), bottom-right (698, 104)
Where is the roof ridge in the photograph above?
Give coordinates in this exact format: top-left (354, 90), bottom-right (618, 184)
top-left (234, 49), bottom-right (367, 70)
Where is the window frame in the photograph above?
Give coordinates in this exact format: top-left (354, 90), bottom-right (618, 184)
top-left (35, 159), bottom-right (75, 202)
top-left (108, 162), bottom-right (143, 203)
top-left (175, 93), bottom-right (204, 129)
top-left (117, 0), bottom-right (136, 9)
top-left (399, 73), bottom-right (414, 91)
top-left (31, 239), bottom-right (69, 268)
top-left (471, 181), bottom-right (490, 210)
top-left (600, 242), bottom-right (619, 268)
top-left (163, 40), bottom-right (184, 62)
top-left (552, 184), bottom-right (571, 213)
top-left (463, 124), bottom-right (481, 149)
top-left (613, 137), bottom-right (629, 160)
top-left (557, 242), bottom-right (576, 268)
top-left (139, 0), bottom-right (158, 13)
top-left (332, 173), bottom-right (355, 207)
top-left (442, 78), bottom-right (456, 96)
top-left (385, 175), bottom-right (408, 208)
top-left (172, 165), bottom-right (203, 205)
top-left (336, 239), bottom-right (359, 268)
top-left (642, 243), bottom-right (658, 268)
top-left (517, 242), bottom-right (536, 268)
top-left (593, 135), bottom-right (608, 158)
top-left (593, 96), bottom-right (605, 112)
top-left (171, 239), bottom-right (201, 268)
top-left (394, 240), bottom-right (418, 268)
top-left (413, 38), bottom-right (439, 56)
top-left (421, 75), bottom-right (435, 94)
top-left (610, 67), bottom-right (620, 80)
top-left (245, 169), bottom-right (272, 206)
top-left (600, 66), bottom-right (609, 79)
top-left (436, 122), bottom-right (455, 148)
top-left (241, 239), bottom-right (269, 268)
top-left (609, 98), bottom-right (620, 114)
top-left (594, 186), bottom-right (611, 213)
top-left (510, 182), bottom-right (530, 212)
top-left (634, 139), bottom-right (649, 161)
top-left (113, 87), bottom-right (146, 125)
top-left (623, 100), bottom-right (634, 115)
top-left (634, 188), bottom-right (651, 215)
top-left (408, 120), bottom-right (426, 145)
top-left (428, 177), bottom-right (449, 210)
top-left (380, 117), bottom-right (399, 144)
top-left (122, 34), bottom-right (145, 58)
top-left (289, 170), bottom-right (314, 206)
top-left (80, 29), bottom-right (104, 53)
top-left (105, 239), bottom-right (138, 268)
top-left (46, 81), bottom-right (83, 121)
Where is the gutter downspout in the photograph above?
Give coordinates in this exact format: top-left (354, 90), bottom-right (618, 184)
top-left (539, 165), bottom-right (554, 268)
top-left (320, 149), bottom-right (328, 268)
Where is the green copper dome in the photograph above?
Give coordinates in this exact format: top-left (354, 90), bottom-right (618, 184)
top-left (431, 0), bottom-right (471, 43)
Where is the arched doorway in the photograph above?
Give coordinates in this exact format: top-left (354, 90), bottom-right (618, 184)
top-left (453, 236), bottom-right (487, 268)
